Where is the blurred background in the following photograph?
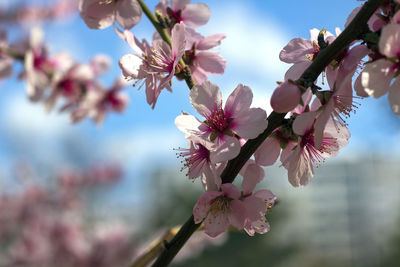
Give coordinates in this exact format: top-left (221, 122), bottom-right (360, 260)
top-left (0, 0), bottom-right (400, 266)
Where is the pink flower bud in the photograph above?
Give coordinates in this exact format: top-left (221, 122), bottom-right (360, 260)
top-left (270, 81), bottom-right (301, 113)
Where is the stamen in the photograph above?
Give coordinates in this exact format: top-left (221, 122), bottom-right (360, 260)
top-left (203, 102), bottom-right (230, 133)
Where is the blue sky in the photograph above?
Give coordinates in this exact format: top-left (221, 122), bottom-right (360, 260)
top-left (0, 0), bottom-right (399, 212)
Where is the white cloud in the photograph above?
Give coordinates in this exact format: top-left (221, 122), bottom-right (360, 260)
top-left (1, 91), bottom-right (71, 139)
top-left (103, 127), bottom-right (184, 168)
top-left (205, 3), bottom-right (289, 80)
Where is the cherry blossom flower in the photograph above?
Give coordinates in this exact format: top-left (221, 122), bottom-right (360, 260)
top-left (119, 23), bottom-right (186, 108)
top-left (281, 112), bottom-right (350, 187)
top-left (357, 23), bottom-right (400, 115)
top-left (193, 165), bottom-right (275, 237)
top-left (175, 81), bottom-right (267, 163)
top-left (79, 0), bottom-right (142, 30)
top-left (176, 136), bottom-right (222, 191)
top-left (155, 0), bottom-right (211, 28)
top-left (184, 28), bottom-right (226, 84)
top-left (280, 28), bottom-right (335, 81)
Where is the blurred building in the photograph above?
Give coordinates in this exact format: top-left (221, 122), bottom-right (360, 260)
top-left (266, 156), bottom-right (400, 267)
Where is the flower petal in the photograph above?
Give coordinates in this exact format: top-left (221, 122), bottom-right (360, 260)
top-left (197, 34), bottom-right (226, 50)
top-left (361, 59), bottom-right (393, 98)
top-left (116, 0), bottom-right (142, 30)
top-left (279, 38), bottom-right (313, 63)
top-left (195, 51), bottom-right (226, 75)
top-left (182, 3), bottom-right (211, 28)
top-left (190, 80), bottom-right (222, 115)
top-left (242, 163), bottom-right (264, 195)
top-left (224, 84), bottom-right (253, 117)
top-left (210, 136), bottom-right (241, 163)
top-left (231, 108), bottom-right (267, 139)
top-left (254, 137), bottom-right (281, 166)
top-left (193, 191), bottom-right (223, 223)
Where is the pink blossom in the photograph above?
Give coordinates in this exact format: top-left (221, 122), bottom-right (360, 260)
top-left (254, 135), bottom-right (282, 167)
top-left (175, 81), bottom-right (267, 163)
top-left (358, 23), bottom-right (400, 115)
top-left (193, 166), bottom-right (276, 237)
top-left (85, 78), bottom-right (129, 125)
top-left (79, 0), bottom-right (142, 30)
top-left (184, 28), bottom-right (226, 84)
top-left (270, 81), bottom-right (301, 113)
top-left (155, 0), bottom-right (211, 28)
top-left (176, 136), bottom-right (222, 191)
top-left (193, 183), bottom-right (246, 237)
top-left (312, 44), bottom-right (368, 148)
top-left (119, 23), bottom-right (186, 108)
top-left (281, 112), bottom-right (350, 187)
top-left (280, 28), bottom-right (335, 81)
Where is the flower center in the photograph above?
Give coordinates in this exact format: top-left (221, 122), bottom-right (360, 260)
top-left (176, 143), bottom-right (209, 178)
top-left (301, 130), bottom-right (336, 166)
top-left (204, 104), bottom-right (231, 133)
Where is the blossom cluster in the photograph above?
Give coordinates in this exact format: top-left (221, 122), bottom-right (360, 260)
top-left (0, 164), bottom-right (137, 267)
top-left (77, 0), bottom-right (396, 241)
top-left (0, 0), bottom-right (395, 256)
top-left (0, 26), bottom-right (129, 124)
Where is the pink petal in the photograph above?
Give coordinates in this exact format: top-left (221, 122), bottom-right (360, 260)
top-left (201, 164), bottom-right (220, 191)
top-left (195, 51), bottom-right (226, 75)
top-left (379, 23), bottom-right (400, 58)
top-left (280, 142), bottom-right (297, 167)
top-left (231, 108), bottom-right (267, 139)
top-left (204, 212), bottom-right (229, 237)
top-left (116, 0), bottom-right (142, 30)
top-left (119, 54), bottom-right (142, 78)
top-left (343, 44), bottom-right (369, 73)
top-left (389, 78), bottom-right (400, 115)
top-left (190, 80), bottom-right (222, 115)
top-left (287, 147), bottom-right (314, 187)
top-left (354, 73), bottom-right (369, 97)
top-left (182, 3), bottom-right (211, 28)
top-left (284, 61), bottom-right (311, 81)
top-left (244, 219), bottom-right (270, 236)
top-left (193, 191), bottom-right (222, 223)
top-left (242, 195), bottom-right (266, 221)
top-left (171, 23), bottom-right (186, 61)
top-left (279, 38), bottom-right (313, 63)
top-left (197, 34), bottom-right (226, 50)
top-left (361, 59), bottom-right (393, 98)
top-left (228, 200), bottom-right (247, 230)
top-left (224, 84), bottom-right (253, 117)
top-left (171, 0), bottom-right (190, 11)
top-left (345, 7), bottom-right (361, 28)
top-left (292, 111), bottom-right (317, 136)
top-left (314, 100), bottom-right (334, 149)
top-left (221, 183), bottom-right (241, 199)
top-left (242, 164), bottom-right (264, 195)
top-left (254, 190), bottom-right (276, 207)
top-left (80, 0), bottom-right (115, 30)
top-left (209, 136), bottom-right (241, 163)
top-left (190, 66), bottom-right (207, 84)
top-left (270, 81), bottom-right (301, 113)
top-left (174, 113), bottom-right (202, 139)
top-left (254, 137), bottom-right (281, 166)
